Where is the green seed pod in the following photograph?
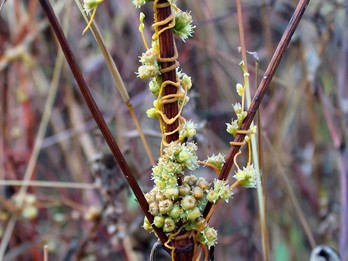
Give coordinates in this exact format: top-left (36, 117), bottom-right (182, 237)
top-left (184, 175), bottom-right (197, 186)
top-left (164, 187), bottom-right (179, 200)
top-left (149, 202), bottom-right (159, 216)
top-left (179, 184), bottom-right (191, 196)
top-left (169, 203), bottom-right (182, 219)
top-left (154, 215), bottom-right (165, 228)
top-left (187, 206), bottom-right (201, 221)
top-left (159, 199), bottom-right (173, 215)
top-left (163, 217), bottom-right (176, 233)
top-left (192, 186), bottom-right (204, 199)
top-left (181, 195), bottom-right (196, 210)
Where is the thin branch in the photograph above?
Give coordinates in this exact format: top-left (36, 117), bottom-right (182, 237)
top-left (38, 0), bottom-right (168, 244)
top-left (204, 0), bottom-right (311, 217)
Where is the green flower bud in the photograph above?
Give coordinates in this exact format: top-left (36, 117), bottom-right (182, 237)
top-left (218, 185), bottom-right (232, 202)
top-left (149, 78), bottom-right (161, 96)
top-left (233, 103), bottom-right (243, 115)
top-left (169, 203), bottom-right (182, 219)
top-left (138, 64), bottom-right (161, 79)
top-left (159, 199), bottom-right (173, 214)
top-left (236, 83), bottom-right (244, 96)
top-left (234, 164), bottom-right (258, 188)
top-left (154, 215), bottom-right (165, 228)
top-left (207, 190), bottom-right (219, 203)
top-left (181, 195), bottom-right (196, 210)
top-left (154, 179), bottom-right (166, 190)
top-left (173, 10), bottom-right (195, 41)
top-left (226, 120), bottom-right (239, 136)
top-left (163, 217), bottom-right (176, 233)
top-left (186, 206), bottom-right (201, 221)
top-left (83, 0), bottom-right (103, 12)
top-left (237, 111), bottom-right (247, 125)
top-left (146, 108), bottom-right (158, 119)
top-left (206, 153), bottom-right (225, 170)
top-left (201, 227), bottom-right (218, 247)
top-left (181, 73), bottom-right (192, 90)
top-left (139, 48), bottom-right (158, 64)
top-left (178, 150), bottom-right (189, 162)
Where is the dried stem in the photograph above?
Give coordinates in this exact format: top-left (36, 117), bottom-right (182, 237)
top-left (204, 0), bottom-right (311, 217)
top-left (235, 0), bottom-right (270, 259)
top-left (38, 0), bottom-right (168, 244)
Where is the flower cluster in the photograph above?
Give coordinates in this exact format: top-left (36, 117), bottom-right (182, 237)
top-left (143, 141), bottom-right (222, 247)
top-left (173, 10), bottom-right (195, 41)
top-left (234, 164), bottom-right (258, 188)
top-left (207, 179), bottom-right (233, 203)
top-left (83, 0), bottom-right (103, 13)
top-left (12, 193), bottom-right (38, 220)
top-left (138, 47), bottom-right (161, 80)
top-left (205, 153), bottom-right (225, 171)
top-left (226, 60), bottom-right (259, 188)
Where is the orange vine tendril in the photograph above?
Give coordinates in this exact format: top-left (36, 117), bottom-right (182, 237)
top-left (152, 0), bottom-right (184, 149)
top-left (197, 161), bottom-right (220, 176)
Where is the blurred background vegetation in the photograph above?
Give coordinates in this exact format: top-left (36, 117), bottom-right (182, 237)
top-left (0, 0), bottom-right (347, 260)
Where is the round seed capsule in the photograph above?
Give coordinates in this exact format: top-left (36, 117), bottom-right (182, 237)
top-left (154, 215), bottom-right (165, 228)
top-left (164, 187), bottom-right (179, 200)
top-left (187, 206), bottom-right (201, 221)
top-left (169, 203), bottom-right (182, 219)
top-left (179, 184), bottom-right (191, 196)
top-left (181, 195), bottom-right (196, 210)
top-left (192, 186), bottom-right (204, 199)
top-left (159, 199), bottom-right (173, 214)
top-left (163, 217), bottom-right (176, 233)
top-left (184, 175), bottom-right (197, 186)
top-left (149, 202), bottom-right (159, 216)
top-left (196, 177), bottom-right (210, 191)
top-left (155, 192), bottom-right (165, 202)
top-left (143, 217), bottom-right (153, 232)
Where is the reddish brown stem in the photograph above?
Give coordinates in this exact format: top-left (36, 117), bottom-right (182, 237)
top-left (156, 0), bottom-right (179, 143)
top-left (38, 0), bottom-right (168, 244)
top-left (155, 1), bottom-right (194, 259)
top-left (204, 0), bottom-right (311, 217)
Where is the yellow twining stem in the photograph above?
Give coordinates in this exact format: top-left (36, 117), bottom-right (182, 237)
top-left (197, 161), bottom-right (220, 176)
top-left (139, 13), bottom-right (149, 50)
top-left (152, 0), bottom-right (188, 148)
top-left (233, 150), bottom-right (242, 170)
top-left (82, 4), bottom-right (99, 35)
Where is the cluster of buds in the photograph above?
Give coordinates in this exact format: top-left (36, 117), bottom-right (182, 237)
top-left (226, 60), bottom-right (259, 188)
top-left (143, 142), bottom-right (225, 247)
